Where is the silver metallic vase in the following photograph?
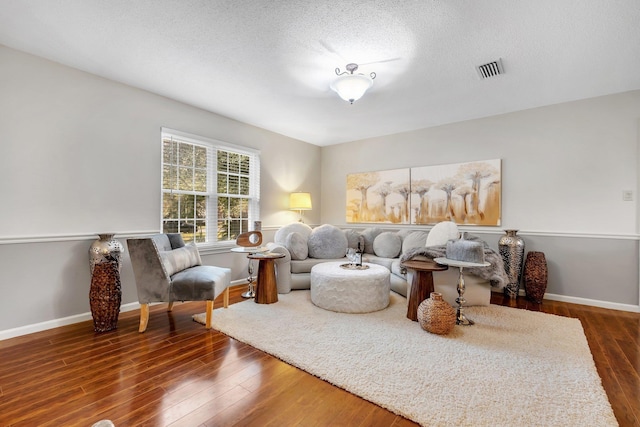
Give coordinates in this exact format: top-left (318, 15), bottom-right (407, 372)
top-left (498, 229), bottom-right (525, 299)
top-left (89, 233), bottom-right (124, 274)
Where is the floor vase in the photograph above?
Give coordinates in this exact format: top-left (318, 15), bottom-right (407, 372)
top-left (498, 230), bottom-right (525, 299)
top-left (417, 292), bottom-right (456, 335)
top-left (89, 234), bottom-right (124, 332)
top-left (523, 251), bottom-right (548, 303)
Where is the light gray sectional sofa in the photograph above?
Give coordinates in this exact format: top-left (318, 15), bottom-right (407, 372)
top-left (266, 222), bottom-right (507, 307)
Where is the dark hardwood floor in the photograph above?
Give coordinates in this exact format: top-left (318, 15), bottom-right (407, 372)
top-left (0, 286), bottom-right (638, 426)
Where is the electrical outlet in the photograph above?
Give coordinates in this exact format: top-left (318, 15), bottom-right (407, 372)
top-left (622, 190), bottom-right (633, 201)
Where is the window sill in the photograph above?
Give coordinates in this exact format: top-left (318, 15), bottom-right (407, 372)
top-left (197, 241), bottom-right (237, 256)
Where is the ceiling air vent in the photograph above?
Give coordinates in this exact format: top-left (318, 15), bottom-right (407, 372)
top-left (476, 58), bottom-right (504, 79)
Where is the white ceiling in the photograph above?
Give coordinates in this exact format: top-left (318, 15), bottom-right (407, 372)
top-left (1, 0), bottom-right (640, 146)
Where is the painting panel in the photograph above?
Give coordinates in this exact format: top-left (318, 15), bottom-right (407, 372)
top-left (410, 159), bottom-right (501, 226)
top-left (346, 168), bottom-right (411, 224)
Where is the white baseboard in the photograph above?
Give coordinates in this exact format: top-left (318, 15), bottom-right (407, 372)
top-left (495, 288), bottom-right (640, 313)
top-left (543, 293), bottom-right (640, 313)
top-left (0, 279), bottom-right (250, 341)
top-left (0, 302), bottom-right (140, 341)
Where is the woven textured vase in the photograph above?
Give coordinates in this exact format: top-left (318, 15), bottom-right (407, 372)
top-left (88, 234), bottom-right (124, 332)
top-left (523, 251), bottom-right (548, 303)
top-left (89, 261), bottom-right (121, 332)
top-left (417, 292), bottom-right (456, 335)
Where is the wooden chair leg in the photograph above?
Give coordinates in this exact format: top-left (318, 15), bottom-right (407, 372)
top-left (139, 303), bottom-right (150, 333)
top-left (205, 300), bottom-right (213, 329)
top-left (223, 287), bottom-right (230, 308)
top-left (168, 301), bottom-right (174, 311)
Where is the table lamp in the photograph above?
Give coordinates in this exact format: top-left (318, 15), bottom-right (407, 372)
top-left (289, 192), bottom-right (312, 222)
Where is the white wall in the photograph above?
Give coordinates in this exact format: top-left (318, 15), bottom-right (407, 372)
top-left (320, 92), bottom-right (640, 308)
top-left (321, 92), bottom-right (640, 234)
top-left (0, 45), bottom-right (321, 335)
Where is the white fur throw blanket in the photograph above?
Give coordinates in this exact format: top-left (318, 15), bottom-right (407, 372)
top-left (400, 235), bottom-right (508, 289)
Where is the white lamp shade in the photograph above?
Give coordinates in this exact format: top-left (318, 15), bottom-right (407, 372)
top-left (289, 192), bottom-right (312, 210)
top-left (330, 74), bottom-right (374, 103)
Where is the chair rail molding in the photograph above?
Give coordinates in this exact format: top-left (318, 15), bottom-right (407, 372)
top-left (330, 223), bottom-right (640, 241)
top-left (0, 230), bottom-right (161, 245)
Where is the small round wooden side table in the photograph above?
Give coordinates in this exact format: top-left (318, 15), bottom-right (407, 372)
top-left (400, 260), bottom-right (449, 321)
top-left (248, 252), bottom-right (285, 304)
top-left (231, 246), bottom-right (269, 298)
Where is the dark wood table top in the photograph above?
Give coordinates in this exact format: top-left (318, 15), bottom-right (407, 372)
top-left (247, 252), bottom-right (285, 260)
top-left (401, 259), bottom-right (448, 272)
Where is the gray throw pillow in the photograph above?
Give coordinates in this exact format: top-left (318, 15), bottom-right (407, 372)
top-left (274, 222), bottom-right (313, 245)
top-left (343, 229), bottom-right (365, 249)
top-left (286, 231), bottom-right (308, 260)
top-left (401, 231), bottom-right (429, 254)
top-left (360, 227), bottom-right (383, 254)
top-left (308, 224), bottom-right (348, 259)
top-left (160, 243), bottom-right (201, 277)
top-left (396, 228), bottom-right (415, 242)
top-left (373, 232), bottom-right (402, 258)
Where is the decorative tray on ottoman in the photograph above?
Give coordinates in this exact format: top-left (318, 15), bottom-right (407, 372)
top-left (339, 263), bottom-right (370, 270)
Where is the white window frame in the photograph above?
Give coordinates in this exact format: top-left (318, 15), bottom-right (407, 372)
top-left (161, 128), bottom-right (260, 252)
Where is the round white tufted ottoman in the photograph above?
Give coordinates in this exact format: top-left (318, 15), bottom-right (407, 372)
top-left (310, 262), bottom-right (390, 313)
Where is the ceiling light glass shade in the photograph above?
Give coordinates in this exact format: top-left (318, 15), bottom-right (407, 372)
top-left (289, 192), bottom-right (312, 210)
top-left (330, 74), bottom-right (374, 104)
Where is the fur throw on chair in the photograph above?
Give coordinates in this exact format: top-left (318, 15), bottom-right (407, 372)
top-left (400, 234), bottom-right (509, 289)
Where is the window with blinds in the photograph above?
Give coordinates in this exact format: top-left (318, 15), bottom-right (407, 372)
top-left (161, 128), bottom-right (260, 245)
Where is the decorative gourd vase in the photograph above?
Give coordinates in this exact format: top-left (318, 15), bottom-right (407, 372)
top-left (417, 292), bottom-right (456, 335)
top-left (498, 230), bottom-right (525, 299)
top-left (88, 234), bottom-right (124, 332)
top-left (523, 251), bottom-right (548, 303)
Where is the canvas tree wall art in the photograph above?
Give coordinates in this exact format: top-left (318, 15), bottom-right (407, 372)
top-left (411, 159), bottom-right (501, 226)
top-left (346, 168), bottom-right (411, 224)
top-left (346, 159), bottom-right (501, 226)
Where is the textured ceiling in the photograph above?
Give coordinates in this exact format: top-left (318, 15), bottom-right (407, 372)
top-left (1, 0), bottom-right (640, 146)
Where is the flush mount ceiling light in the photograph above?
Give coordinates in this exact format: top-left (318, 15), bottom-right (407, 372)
top-left (330, 63), bottom-right (376, 104)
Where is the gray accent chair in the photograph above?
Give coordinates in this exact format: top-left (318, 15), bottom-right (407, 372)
top-left (127, 233), bottom-right (231, 332)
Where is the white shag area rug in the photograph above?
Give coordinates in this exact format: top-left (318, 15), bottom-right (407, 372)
top-left (194, 291), bottom-right (617, 427)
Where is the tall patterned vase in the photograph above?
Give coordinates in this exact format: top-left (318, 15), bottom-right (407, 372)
top-left (523, 251), bottom-right (548, 303)
top-left (89, 234), bottom-right (124, 332)
top-left (498, 230), bottom-right (525, 299)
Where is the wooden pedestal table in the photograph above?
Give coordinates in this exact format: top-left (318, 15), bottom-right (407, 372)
top-left (248, 252), bottom-right (285, 304)
top-left (401, 260), bottom-right (448, 321)
top-left (433, 257), bottom-right (490, 326)
top-left (231, 246), bottom-right (269, 298)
